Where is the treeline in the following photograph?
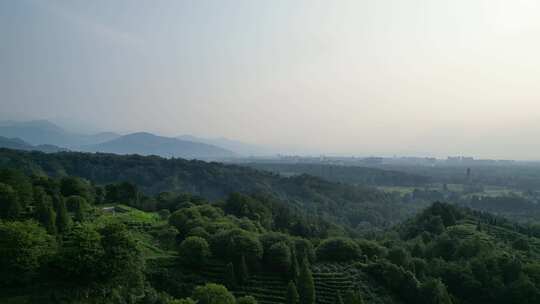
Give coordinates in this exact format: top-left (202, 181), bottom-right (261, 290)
top-left (404, 186), bottom-right (540, 224)
top-left (244, 163), bottom-right (431, 187)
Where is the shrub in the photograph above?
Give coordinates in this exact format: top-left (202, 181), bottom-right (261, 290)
top-left (419, 278), bottom-right (452, 304)
top-left (153, 226), bottom-right (179, 250)
top-left (178, 236), bottom-right (211, 268)
top-left (225, 262), bottom-right (236, 289)
top-left (316, 238), bottom-right (360, 262)
top-left (286, 281), bottom-right (299, 304)
top-left (344, 290), bottom-right (365, 304)
top-left (158, 209), bottom-right (171, 220)
top-left (267, 241), bottom-right (292, 273)
top-left (357, 239), bottom-right (387, 260)
top-left (366, 261), bottom-right (420, 303)
top-left (298, 258), bottom-right (315, 304)
top-left (237, 255), bottom-right (250, 284)
top-left (387, 247), bottom-right (410, 268)
top-left (294, 238), bottom-right (315, 263)
top-left (169, 208), bottom-right (203, 235)
top-left (224, 193), bottom-right (271, 227)
top-left (192, 283), bottom-right (235, 304)
top-left (210, 229), bottom-right (262, 266)
top-left (186, 227), bottom-right (211, 240)
top-left (0, 220), bottom-right (56, 284)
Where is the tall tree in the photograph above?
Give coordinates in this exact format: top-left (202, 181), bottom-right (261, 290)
top-left (225, 262), bottom-right (236, 289)
top-left (35, 188), bottom-right (57, 234)
top-left (298, 257), bottom-right (315, 304)
top-left (0, 169), bottom-right (33, 209)
top-left (344, 290), bottom-right (364, 304)
top-left (334, 291), bottom-right (344, 304)
top-left (52, 194), bottom-right (71, 234)
top-left (290, 248), bottom-right (300, 281)
top-left (286, 281), bottom-right (300, 304)
top-left (66, 195), bottom-right (89, 222)
top-left (237, 255), bottom-right (249, 285)
top-left (0, 183), bottom-right (21, 219)
top-left (192, 283), bottom-right (236, 304)
top-left (60, 177), bottom-right (94, 203)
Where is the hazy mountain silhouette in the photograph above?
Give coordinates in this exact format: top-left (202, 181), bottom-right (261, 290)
top-left (0, 136), bottom-right (68, 153)
top-left (83, 132), bottom-right (236, 159)
top-left (0, 120), bottom-right (119, 147)
top-left (0, 120), bottom-right (239, 159)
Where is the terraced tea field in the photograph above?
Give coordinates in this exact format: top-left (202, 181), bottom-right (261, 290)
top-left (182, 260), bottom-right (397, 304)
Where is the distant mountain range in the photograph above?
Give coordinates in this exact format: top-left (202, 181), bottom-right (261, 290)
top-left (81, 132), bottom-right (236, 159)
top-left (0, 120), bottom-right (119, 147)
top-left (0, 119), bottom-right (275, 159)
top-left (0, 136), bottom-right (68, 153)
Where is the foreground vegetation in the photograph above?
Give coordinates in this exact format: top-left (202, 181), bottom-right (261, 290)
top-left (1, 150), bottom-right (540, 303)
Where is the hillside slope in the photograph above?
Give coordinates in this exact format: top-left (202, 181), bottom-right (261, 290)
top-left (0, 148), bottom-right (412, 228)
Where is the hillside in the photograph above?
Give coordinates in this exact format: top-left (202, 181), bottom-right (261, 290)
top-left (2, 161), bottom-right (539, 304)
top-left (0, 148), bottom-right (415, 230)
top-left (82, 132), bottom-right (236, 159)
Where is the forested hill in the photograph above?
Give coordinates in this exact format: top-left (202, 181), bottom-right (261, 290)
top-left (0, 148), bottom-right (413, 228)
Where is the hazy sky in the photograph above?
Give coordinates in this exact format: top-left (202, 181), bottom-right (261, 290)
top-left (2, 0), bottom-right (540, 159)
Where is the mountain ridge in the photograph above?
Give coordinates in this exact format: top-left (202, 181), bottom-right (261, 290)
top-left (82, 132), bottom-right (236, 159)
top-left (0, 120), bottom-right (120, 147)
top-left (0, 136), bottom-right (68, 153)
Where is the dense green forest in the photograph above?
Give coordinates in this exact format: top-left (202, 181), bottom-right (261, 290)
top-left (246, 161), bottom-right (540, 224)
top-left (243, 163), bottom-right (431, 187)
top-left (1, 149), bottom-right (540, 303)
top-left (0, 149), bottom-right (428, 231)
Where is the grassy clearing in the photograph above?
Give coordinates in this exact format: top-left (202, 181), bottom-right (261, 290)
top-left (92, 205), bottom-right (175, 259)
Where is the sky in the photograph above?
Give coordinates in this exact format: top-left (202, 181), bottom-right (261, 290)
top-left (2, 0), bottom-right (540, 159)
